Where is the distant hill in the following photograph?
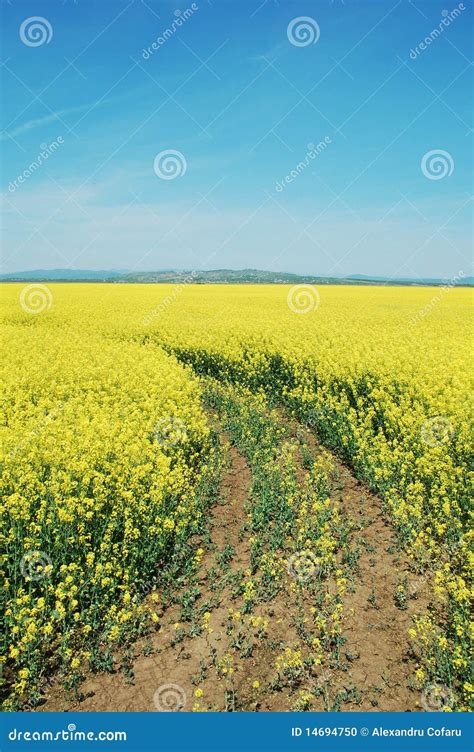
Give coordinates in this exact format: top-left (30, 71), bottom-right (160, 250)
top-left (121, 269), bottom-right (345, 284)
top-left (1, 268), bottom-right (472, 286)
top-left (346, 274), bottom-right (473, 286)
top-left (0, 269), bottom-right (125, 281)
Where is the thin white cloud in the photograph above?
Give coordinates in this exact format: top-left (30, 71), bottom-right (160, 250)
top-left (1, 100), bottom-right (107, 140)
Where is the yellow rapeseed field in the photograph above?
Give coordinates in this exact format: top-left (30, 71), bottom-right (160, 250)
top-left (1, 282), bottom-right (472, 710)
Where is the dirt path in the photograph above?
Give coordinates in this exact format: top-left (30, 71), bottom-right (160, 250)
top-left (40, 414), bottom-right (426, 712)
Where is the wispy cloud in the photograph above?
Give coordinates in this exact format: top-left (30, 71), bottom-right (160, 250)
top-left (1, 101), bottom-right (106, 140)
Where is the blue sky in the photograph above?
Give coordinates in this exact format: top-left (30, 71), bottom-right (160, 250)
top-left (1, 0), bottom-right (472, 278)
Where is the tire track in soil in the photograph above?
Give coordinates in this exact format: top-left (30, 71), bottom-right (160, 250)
top-left (288, 421), bottom-right (429, 711)
top-left (331, 463), bottom-right (422, 710)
